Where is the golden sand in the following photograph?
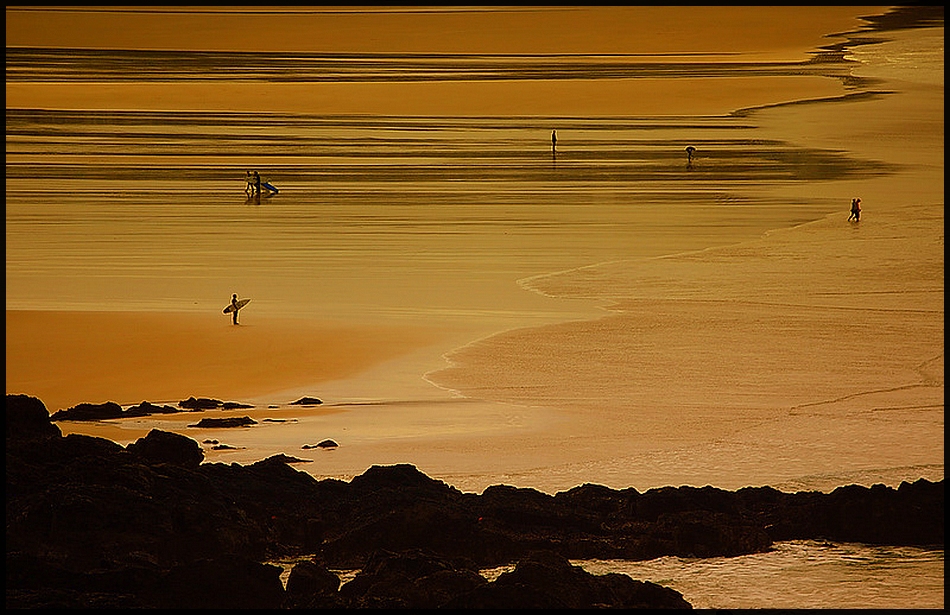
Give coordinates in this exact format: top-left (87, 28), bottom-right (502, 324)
top-left (5, 310), bottom-right (441, 412)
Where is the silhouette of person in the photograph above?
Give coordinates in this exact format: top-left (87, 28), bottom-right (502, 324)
top-left (230, 293), bottom-right (241, 325)
top-left (685, 146), bottom-right (696, 165)
top-left (551, 129), bottom-right (557, 154)
top-left (253, 171), bottom-right (261, 196)
top-left (849, 198), bottom-right (861, 222)
top-left (245, 171), bottom-right (254, 196)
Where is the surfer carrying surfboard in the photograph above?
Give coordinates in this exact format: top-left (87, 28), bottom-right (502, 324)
top-left (225, 293), bottom-right (250, 325)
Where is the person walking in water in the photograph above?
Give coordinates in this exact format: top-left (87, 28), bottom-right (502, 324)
top-left (849, 197), bottom-right (861, 221)
top-left (551, 129), bottom-right (557, 154)
top-left (685, 146), bottom-right (696, 165)
top-left (245, 171), bottom-right (254, 197)
top-left (253, 171), bottom-right (261, 196)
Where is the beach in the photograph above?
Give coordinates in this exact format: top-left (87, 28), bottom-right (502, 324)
top-left (4, 7), bottom-right (944, 607)
top-left (6, 6), bottom-right (942, 496)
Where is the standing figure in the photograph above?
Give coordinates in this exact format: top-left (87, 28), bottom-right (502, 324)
top-left (245, 171), bottom-right (254, 197)
top-left (685, 146), bottom-right (696, 165)
top-left (230, 293), bottom-right (241, 325)
top-left (551, 129), bottom-right (557, 154)
top-left (849, 198), bottom-right (861, 221)
top-left (253, 171), bottom-right (261, 196)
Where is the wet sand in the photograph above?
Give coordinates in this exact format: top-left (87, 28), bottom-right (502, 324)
top-left (5, 310), bottom-right (445, 412)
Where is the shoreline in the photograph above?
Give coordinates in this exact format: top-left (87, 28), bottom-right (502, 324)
top-left (5, 309), bottom-right (449, 412)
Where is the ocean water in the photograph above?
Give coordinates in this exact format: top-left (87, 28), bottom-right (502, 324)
top-left (5, 7), bottom-right (944, 609)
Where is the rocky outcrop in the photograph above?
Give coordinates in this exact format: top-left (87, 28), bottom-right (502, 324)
top-left (126, 428), bottom-right (204, 468)
top-left (49, 401), bottom-right (125, 421)
top-left (303, 439), bottom-right (338, 449)
top-left (6, 394), bottom-right (944, 609)
top-left (180, 396), bottom-right (254, 410)
top-left (443, 549), bottom-right (692, 609)
top-left (47, 397), bottom-right (255, 422)
top-left (189, 416), bottom-right (258, 428)
top-left (6, 393), bottom-right (62, 441)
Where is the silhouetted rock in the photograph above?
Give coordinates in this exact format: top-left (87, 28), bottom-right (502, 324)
top-left (286, 558), bottom-right (341, 595)
top-left (41, 397), bottom-right (253, 422)
top-left (253, 453), bottom-right (311, 465)
top-left (189, 416), bottom-right (257, 428)
top-left (6, 394), bottom-right (61, 441)
top-left (223, 401), bottom-right (254, 409)
top-left (6, 393), bottom-right (944, 609)
top-left (154, 557), bottom-right (285, 609)
top-left (444, 550), bottom-right (692, 609)
top-left (303, 439), bottom-right (338, 449)
top-left (338, 549), bottom-right (488, 609)
top-left (179, 396), bottom-right (225, 410)
top-left (290, 396), bottom-right (323, 406)
top-left (125, 400), bottom-right (179, 416)
top-left (49, 401), bottom-right (124, 422)
top-left (126, 428), bottom-right (204, 468)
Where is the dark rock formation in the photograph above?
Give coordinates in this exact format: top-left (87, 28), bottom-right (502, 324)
top-left (49, 401), bottom-right (124, 421)
top-left (47, 397), bottom-right (256, 422)
top-left (290, 396), bottom-right (323, 406)
top-left (153, 557), bottom-right (286, 609)
top-left (443, 549), bottom-right (692, 609)
top-left (125, 400), bottom-right (180, 416)
top-left (126, 428), bottom-right (204, 468)
top-left (179, 396), bottom-right (254, 411)
top-left (6, 393), bottom-right (62, 440)
top-left (283, 558), bottom-right (346, 609)
top-left (255, 453), bottom-right (312, 465)
top-left (189, 416), bottom-right (257, 428)
top-left (179, 396), bottom-right (227, 410)
top-left (6, 394), bottom-right (944, 609)
top-left (338, 548), bottom-right (486, 608)
top-left (303, 439), bottom-right (339, 449)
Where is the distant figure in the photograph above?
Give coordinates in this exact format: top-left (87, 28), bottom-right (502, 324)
top-left (253, 171), bottom-right (261, 196)
top-left (245, 171), bottom-right (254, 196)
top-left (849, 198), bottom-right (861, 222)
top-left (230, 293), bottom-right (241, 325)
top-left (551, 129), bottom-right (557, 154)
top-left (685, 146), bottom-right (696, 165)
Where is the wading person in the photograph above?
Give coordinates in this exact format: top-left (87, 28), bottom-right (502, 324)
top-left (686, 145), bottom-right (696, 165)
top-left (849, 198), bottom-right (861, 221)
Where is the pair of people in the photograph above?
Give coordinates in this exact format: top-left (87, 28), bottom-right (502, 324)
top-left (245, 170), bottom-right (262, 196)
top-left (849, 198), bottom-right (862, 221)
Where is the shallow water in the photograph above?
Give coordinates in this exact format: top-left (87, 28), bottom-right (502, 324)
top-left (577, 540), bottom-right (945, 609)
top-left (270, 540), bottom-right (944, 609)
top-left (5, 109), bottom-right (868, 321)
top-left (5, 7), bottom-right (944, 610)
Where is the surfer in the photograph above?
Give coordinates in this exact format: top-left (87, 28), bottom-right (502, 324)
top-left (253, 171), bottom-right (261, 196)
top-left (230, 293), bottom-right (241, 325)
top-left (685, 146), bottom-right (696, 165)
top-left (245, 171), bottom-right (254, 197)
top-left (551, 129), bottom-right (557, 154)
top-left (849, 198), bottom-right (861, 222)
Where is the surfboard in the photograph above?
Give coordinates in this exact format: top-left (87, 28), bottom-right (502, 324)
top-left (261, 182), bottom-right (279, 194)
top-left (223, 298), bottom-right (251, 314)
